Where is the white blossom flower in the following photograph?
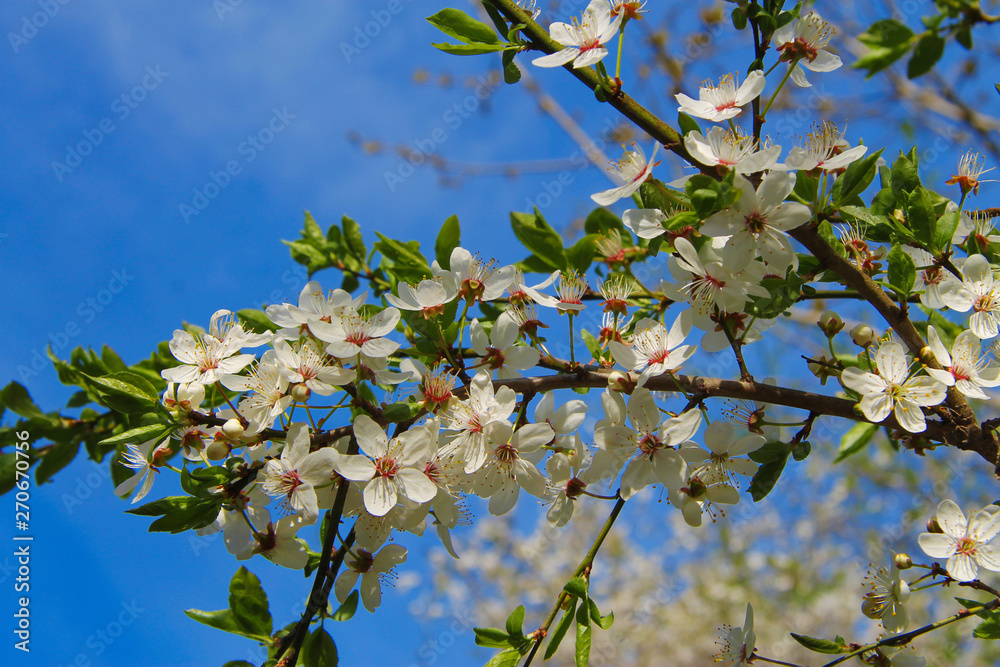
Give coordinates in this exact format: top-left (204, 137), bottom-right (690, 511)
top-left (114, 439), bottom-right (171, 504)
top-left (437, 247), bottom-right (515, 303)
top-left (680, 421), bottom-right (764, 486)
top-left (664, 237), bottom-right (770, 314)
top-left (690, 308), bottom-right (777, 353)
top-left (265, 281), bottom-right (365, 338)
top-left (715, 603), bottom-right (756, 666)
top-left (592, 143), bottom-right (659, 206)
top-left (903, 246), bottom-right (959, 310)
top-left (162, 309), bottom-right (270, 385)
top-left (862, 558), bottom-right (911, 633)
top-left (674, 71), bottom-right (765, 122)
top-left (840, 342), bottom-right (947, 433)
top-left (622, 208), bottom-right (670, 240)
top-left (532, 0), bottom-right (623, 69)
top-left (271, 338), bottom-right (352, 395)
top-left (251, 513), bottom-right (309, 569)
top-left (669, 474), bottom-right (741, 527)
top-left (773, 12), bottom-right (841, 88)
top-left (221, 358), bottom-right (293, 433)
top-left (507, 268), bottom-right (561, 308)
top-left (339, 415), bottom-right (438, 517)
top-left (918, 499), bottom-right (1000, 582)
top-left (442, 371), bottom-right (517, 473)
top-left (609, 313), bottom-right (696, 385)
top-left (942, 254), bottom-right (1000, 339)
top-left (385, 278), bottom-right (457, 319)
top-left (334, 543), bottom-right (407, 612)
top-left (543, 435), bottom-right (592, 527)
top-left (261, 423), bottom-right (343, 524)
top-left (684, 127), bottom-right (781, 174)
top-left (925, 326), bottom-right (1000, 399)
top-left (783, 121), bottom-right (867, 172)
top-left (556, 270), bottom-right (588, 312)
top-left (471, 312), bottom-right (540, 379)
top-left (473, 421), bottom-right (554, 515)
top-left (700, 172), bottom-right (812, 273)
top-left (310, 306), bottom-right (401, 359)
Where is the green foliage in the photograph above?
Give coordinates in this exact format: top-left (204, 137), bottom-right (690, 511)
top-left (790, 632), bottom-right (849, 654)
top-left (511, 208), bottom-right (568, 271)
top-left (185, 567), bottom-right (274, 644)
top-left (127, 495), bottom-right (223, 533)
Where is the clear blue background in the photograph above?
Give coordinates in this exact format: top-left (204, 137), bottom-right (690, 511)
top-left (2, 1), bottom-right (996, 666)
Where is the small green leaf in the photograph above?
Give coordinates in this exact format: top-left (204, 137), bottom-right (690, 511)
top-left (907, 186), bottom-right (935, 247)
top-left (564, 576), bottom-right (589, 599)
top-left (35, 440), bottom-right (80, 485)
top-left (575, 599), bottom-right (592, 667)
top-left (887, 243), bottom-right (916, 295)
top-left (907, 34), bottom-right (945, 78)
top-left (99, 423), bottom-right (175, 448)
top-left (934, 210), bottom-right (962, 251)
top-left (303, 211), bottom-right (323, 242)
top-left (427, 9), bottom-right (501, 44)
top-left (474, 627), bottom-right (512, 649)
top-left (790, 633), bottom-right (848, 654)
top-left (432, 42), bottom-right (509, 55)
top-left (510, 209), bottom-right (567, 270)
top-left (732, 6), bottom-right (748, 30)
top-left (229, 566), bottom-right (272, 638)
top-left (300, 626), bottom-right (338, 667)
top-left (342, 215), bottom-right (366, 263)
top-left (544, 600), bottom-right (578, 660)
top-left (435, 215), bottom-right (461, 269)
top-left (748, 455), bottom-right (788, 501)
top-left (506, 605), bottom-right (525, 636)
top-left (484, 648), bottom-right (523, 667)
top-left (183, 609), bottom-right (271, 643)
top-left (501, 49), bottom-right (521, 84)
top-left (834, 149), bottom-right (884, 205)
top-left (86, 371), bottom-right (160, 404)
top-left (678, 112), bottom-right (701, 136)
top-left (891, 151), bottom-right (921, 199)
top-left (1, 382), bottom-right (47, 420)
top-left (792, 440), bottom-right (812, 462)
top-left (237, 309), bottom-right (279, 334)
top-left (588, 599), bottom-right (614, 630)
top-left (835, 422), bottom-right (879, 462)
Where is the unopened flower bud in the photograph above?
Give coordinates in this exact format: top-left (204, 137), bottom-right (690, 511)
top-left (205, 439), bottom-right (232, 461)
top-left (808, 354), bottom-right (836, 385)
top-left (926, 517), bottom-right (942, 534)
top-left (291, 383), bottom-right (311, 403)
top-left (894, 553), bottom-right (913, 570)
top-left (818, 310), bottom-right (845, 336)
top-left (608, 370), bottom-right (635, 394)
top-left (222, 418), bottom-right (245, 440)
top-left (850, 323), bottom-right (875, 348)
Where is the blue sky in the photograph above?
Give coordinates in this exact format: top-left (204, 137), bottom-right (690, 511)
top-left (3, 1), bottom-right (998, 666)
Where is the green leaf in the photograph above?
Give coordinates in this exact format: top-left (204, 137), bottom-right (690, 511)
top-left (748, 454), bottom-right (789, 501)
top-left (567, 234), bottom-right (598, 273)
top-left (300, 626), bottom-right (338, 667)
top-left (510, 209), bottom-right (567, 270)
top-left (183, 609), bottom-right (271, 643)
top-left (506, 606), bottom-right (525, 636)
top-left (834, 149), bottom-right (884, 206)
top-left (835, 422), bottom-right (879, 462)
top-left (934, 210), bottom-right (962, 251)
top-left (588, 599), bottom-right (614, 630)
top-left (891, 151), bottom-right (921, 199)
top-left (34, 440), bottom-right (80, 485)
top-left (475, 627), bottom-right (512, 649)
top-left (854, 20), bottom-right (914, 78)
top-left (432, 42), bottom-right (509, 55)
top-left (956, 25), bottom-right (973, 49)
top-left (545, 600), bottom-right (578, 660)
top-left (229, 566), bottom-right (272, 638)
top-left (427, 9), bottom-right (501, 44)
top-left (483, 648), bottom-right (522, 667)
top-left (501, 49), bottom-right (521, 84)
top-left (907, 34), bottom-right (945, 78)
top-left (222, 662), bottom-right (255, 667)
top-left (435, 215), bottom-right (461, 269)
top-left (732, 6), bottom-right (748, 30)
top-left (678, 112), bottom-right (701, 136)
top-left (887, 244), bottom-right (916, 295)
top-left (332, 590), bottom-right (359, 621)
top-left (564, 576), bottom-right (589, 599)
top-left (974, 613), bottom-right (1000, 639)
top-left (303, 210), bottom-right (323, 242)
top-left (99, 423), bottom-right (174, 448)
top-left (575, 598), bottom-right (592, 667)
top-left (86, 371), bottom-right (160, 404)
top-left (790, 633), bottom-right (848, 654)
top-left (342, 215), bottom-right (366, 263)
top-left (907, 186), bottom-right (935, 247)
top-left (584, 207), bottom-right (632, 245)
top-left (1, 382), bottom-right (46, 420)
top-left (792, 440), bottom-right (812, 462)
top-left (127, 496), bottom-right (222, 533)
